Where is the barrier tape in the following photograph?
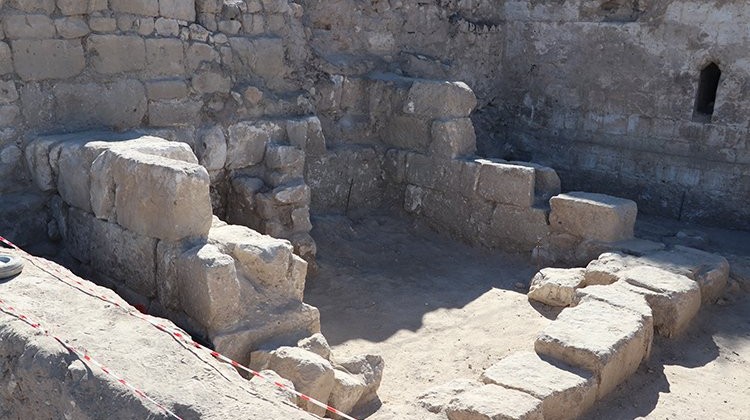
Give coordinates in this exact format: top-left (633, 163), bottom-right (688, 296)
top-left (0, 298), bottom-right (183, 419)
top-left (0, 236), bottom-right (359, 420)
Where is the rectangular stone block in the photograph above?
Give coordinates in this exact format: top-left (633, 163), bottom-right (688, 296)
top-left (110, 0), bottom-right (159, 16)
top-left (12, 39), bottom-right (85, 81)
top-left (229, 36), bottom-right (285, 88)
top-left (381, 114), bottom-right (431, 152)
top-left (481, 352), bottom-right (597, 420)
top-left (226, 121), bottom-right (281, 169)
top-left (145, 38), bottom-right (185, 77)
top-left (177, 244), bottom-right (242, 333)
top-left (148, 98), bottom-right (203, 127)
top-left (509, 161), bottom-right (561, 207)
top-left (528, 268), bottom-right (586, 308)
top-left (549, 192), bottom-right (637, 242)
top-left (4, 14), bottom-right (56, 39)
top-left (535, 299), bottom-right (653, 399)
top-left (476, 159), bottom-right (536, 207)
top-left (52, 80), bottom-right (148, 131)
top-left (403, 80), bottom-right (477, 118)
top-left (488, 204), bottom-right (549, 251)
top-left (429, 118), bottom-right (477, 158)
top-left (446, 384), bottom-right (543, 420)
top-left (87, 35), bottom-right (146, 74)
top-left (159, 0), bottom-right (196, 21)
top-left (88, 214), bottom-right (158, 298)
top-left (91, 147), bottom-right (212, 241)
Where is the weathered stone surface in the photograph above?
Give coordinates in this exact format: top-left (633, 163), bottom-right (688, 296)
top-left (52, 80), bottom-right (148, 130)
top-left (196, 125), bottom-right (227, 170)
top-left (510, 161), bottom-right (562, 206)
top-left (297, 333), bottom-right (331, 360)
top-left (336, 354), bottom-right (384, 410)
top-left (160, 0), bottom-right (196, 21)
top-left (87, 35), bottom-right (146, 74)
top-left (528, 268), bottom-right (586, 307)
top-left (91, 147), bottom-right (212, 241)
top-left (12, 39), bottom-right (85, 81)
top-left (418, 379), bottom-right (479, 414)
top-left (110, 0), bottom-right (159, 16)
top-left (618, 266), bottom-right (701, 337)
top-left (55, 16), bottom-right (90, 39)
top-left (252, 369), bottom-right (298, 405)
top-left (446, 384), bottom-right (543, 420)
top-left (86, 213), bottom-right (158, 298)
top-left (488, 205), bottom-right (549, 251)
top-left (229, 36), bottom-right (286, 88)
top-left (476, 159), bottom-right (535, 207)
top-left (146, 79), bottom-right (188, 100)
top-left (535, 299), bottom-right (653, 399)
top-left (404, 80), bottom-right (477, 118)
top-left (227, 121), bottom-right (273, 169)
top-left (430, 118), bottom-right (477, 158)
top-left (208, 224), bottom-right (299, 298)
top-left (480, 352), bottom-right (597, 420)
top-left (56, 139), bottom-right (113, 212)
top-left (145, 38), bottom-right (185, 77)
top-left (329, 369), bottom-right (367, 420)
top-left (287, 116), bottom-right (327, 157)
top-left (177, 244), bottom-right (242, 333)
top-left (549, 192), bottom-right (637, 242)
top-left (148, 99), bottom-right (203, 127)
top-left (226, 175), bottom-right (265, 227)
top-left (585, 247), bottom-right (729, 303)
top-left (272, 182), bottom-right (310, 205)
top-left (4, 14), bottom-right (56, 39)
top-left (267, 346), bottom-right (335, 417)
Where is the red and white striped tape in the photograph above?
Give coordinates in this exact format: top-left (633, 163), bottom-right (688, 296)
top-left (0, 298), bottom-right (183, 419)
top-left (0, 235), bottom-right (359, 420)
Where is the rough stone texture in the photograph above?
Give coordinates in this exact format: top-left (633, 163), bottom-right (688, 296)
top-left (418, 379), bottom-right (479, 414)
top-left (329, 369), bottom-right (367, 420)
top-left (404, 80), bottom-right (477, 118)
top-left (177, 244), bottom-right (242, 333)
top-left (535, 299), bottom-right (654, 399)
top-left (550, 192), bottom-right (638, 243)
top-left (446, 384), bottom-right (544, 420)
top-left (266, 346), bottom-right (335, 417)
top-left (528, 268), bottom-right (586, 307)
top-left (297, 333), bottom-right (331, 360)
top-left (476, 160), bottom-right (535, 208)
top-left (585, 248), bottom-right (729, 303)
top-left (11, 39), bottom-right (85, 80)
top-left (480, 351), bottom-right (597, 420)
top-left (336, 354), bottom-right (385, 411)
top-left (618, 266), bottom-right (701, 337)
top-left (0, 250), bottom-right (316, 420)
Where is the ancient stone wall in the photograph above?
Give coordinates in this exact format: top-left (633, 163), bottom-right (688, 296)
top-left (301, 0), bottom-right (750, 230)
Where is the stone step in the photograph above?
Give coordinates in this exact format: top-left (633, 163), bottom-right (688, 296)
top-left (528, 268), bottom-right (586, 307)
top-left (535, 299), bottom-right (653, 399)
top-left (446, 384), bottom-right (543, 420)
top-left (480, 351), bottom-right (597, 420)
top-left (617, 266), bottom-right (701, 337)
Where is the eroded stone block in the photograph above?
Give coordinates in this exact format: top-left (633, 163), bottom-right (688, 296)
top-left (476, 159), bottom-right (535, 208)
top-left (528, 268), bottom-right (586, 307)
top-left (403, 80), bottom-right (477, 118)
top-left (12, 39), bottom-right (85, 81)
top-left (267, 346), bottom-right (335, 417)
top-left (446, 384), bottom-right (543, 420)
top-left (549, 192), bottom-right (637, 242)
top-left (535, 299), bottom-right (653, 399)
top-left (480, 352), bottom-right (597, 420)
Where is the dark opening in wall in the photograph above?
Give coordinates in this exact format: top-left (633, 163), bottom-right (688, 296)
top-left (693, 62), bottom-right (721, 123)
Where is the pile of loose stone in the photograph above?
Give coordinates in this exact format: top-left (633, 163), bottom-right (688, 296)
top-left (418, 192), bottom-right (730, 420)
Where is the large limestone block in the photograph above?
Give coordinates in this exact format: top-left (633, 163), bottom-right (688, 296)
top-left (11, 39), bottom-right (85, 81)
top-left (509, 161), bottom-right (561, 206)
top-left (92, 148), bottom-right (212, 241)
top-left (88, 213), bottom-right (158, 298)
top-left (208, 224), bottom-right (300, 299)
top-left (528, 268), bottom-right (586, 307)
top-left (336, 354), bottom-right (385, 410)
top-left (297, 333), bottom-right (331, 360)
top-left (229, 36), bottom-right (286, 88)
top-left (549, 192), bottom-right (637, 242)
top-left (480, 352), bottom-right (597, 420)
top-left (535, 299), bottom-right (653, 399)
top-left (328, 369), bottom-right (367, 420)
top-left (159, 0), bottom-right (196, 21)
top-left (86, 35), bottom-right (146, 74)
top-left (51, 80), bottom-right (148, 130)
top-left (403, 80), bottom-right (477, 118)
top-left (446, 384), bottom-right (543, 420)
top-left (488, 204), bottom-right (549, 252)
top-left (267, 347), bottom-right (335, 417)
top-left (110, 0), bottom-right (159, 16)
top-left (430, 118), bottom-right (477, 158)
top-left (226, 121), bottom-right (273, 169)
top-left (585, 247), bottom-right (729, 304)
top-left (618, 266), bottom-right (701, 337)
top-left (177, 244), bottom-right (242, 333)
top-left (418, 379), bottom-right (479, 414)
top-left (56, 139), bottom-right (113, 212)
top-left (476, 159), bottom-right (535, 208)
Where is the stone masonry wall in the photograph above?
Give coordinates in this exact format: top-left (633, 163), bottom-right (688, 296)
top-left (301, 0), bottom-right (750, 230)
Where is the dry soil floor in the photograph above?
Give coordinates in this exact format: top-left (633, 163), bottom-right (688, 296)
top-left (305, 214), bottom-right (750, 419)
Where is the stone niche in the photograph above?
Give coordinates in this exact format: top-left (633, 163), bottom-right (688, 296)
top-left (25, 131), bottom-right (320, 363)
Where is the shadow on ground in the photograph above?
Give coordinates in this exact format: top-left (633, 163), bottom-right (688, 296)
top-left (305, 213), bottom-right (538, 346)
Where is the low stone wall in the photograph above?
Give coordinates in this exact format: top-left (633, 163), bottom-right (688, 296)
top-left (25, 132), bottom-right (319, 363)
top-left (0, 248), bottom-right (317, 419)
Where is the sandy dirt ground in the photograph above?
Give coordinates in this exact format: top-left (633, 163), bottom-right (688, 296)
top-left (305, 213), bottom-right (750, 419)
